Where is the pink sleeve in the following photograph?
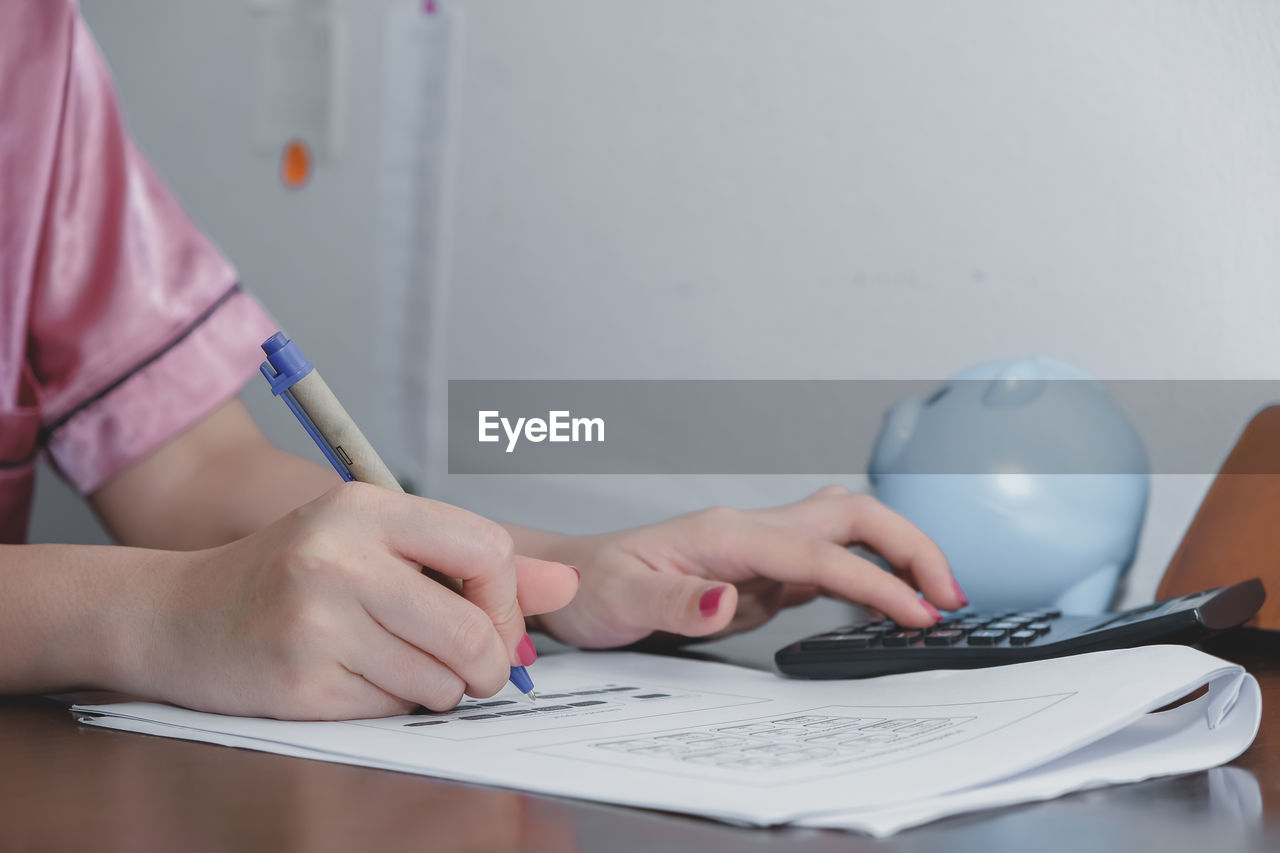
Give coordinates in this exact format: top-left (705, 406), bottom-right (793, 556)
top-left (21, 3), bottom-right (278, 494)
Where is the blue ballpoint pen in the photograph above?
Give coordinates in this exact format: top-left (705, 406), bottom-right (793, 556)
top-left (259, 332), bottom-right (538, 701)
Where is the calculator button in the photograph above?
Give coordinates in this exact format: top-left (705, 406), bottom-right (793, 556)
top-left (966, 630), bottom-right (1007, 645)
top-left (801, 634), bottom-right (879, 650)
top-left (882, 630), bottom-right (922, 646)
top-left (923, 630), bottom-right (964, 646)
top-left (985, 621), bottom-right (1021, 631)
top-left (1009, 630), bottom-right (1039, 645)
top-left (1026, 621), bottom-right (1052, 634)
top-left (860, 624), bottom-right (895, 634)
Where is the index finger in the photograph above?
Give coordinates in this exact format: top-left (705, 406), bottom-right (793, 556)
top-left (350, 486), bottom-right (528, 652)
top-left (692, 517), bottom-right (942, 627)
top-left (754, 491), bottom-right (962, 611)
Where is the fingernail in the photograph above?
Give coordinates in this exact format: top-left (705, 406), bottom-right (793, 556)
top-left (517, 633), bottom-right (537, 666)
top-left (700, 586), bottom-right (727, 618)
top-left (568, 565), bottom-right (581, 581)
top-left (920, 600), bottom-right (941, 622)
top-left (952, 578), bottom-right (969, 608)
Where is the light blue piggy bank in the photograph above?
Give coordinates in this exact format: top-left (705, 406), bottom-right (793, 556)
top-left (868, 357), bottom-right (1149, 614)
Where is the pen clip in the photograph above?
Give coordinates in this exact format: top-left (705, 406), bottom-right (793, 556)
top-left (260, 333), bottom-right (355, 482)
top-left (279, 387), bottom-right (355, 482)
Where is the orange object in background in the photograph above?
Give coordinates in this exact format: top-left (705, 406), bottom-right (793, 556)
top-left (1158, 406), bottom-right (1280, 630)
top-left (281, 139), bottom-right (311, 187)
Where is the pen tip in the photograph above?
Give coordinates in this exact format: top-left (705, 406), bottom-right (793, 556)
top-left (527, 691), bottom-right (538, 703)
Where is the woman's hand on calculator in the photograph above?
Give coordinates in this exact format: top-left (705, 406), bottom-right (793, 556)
top-left (514, 486), bottom-right (964, 649)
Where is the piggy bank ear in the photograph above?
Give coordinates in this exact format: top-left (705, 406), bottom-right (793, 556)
top-left (869, 396), bottom-right (923, 481)
top-left (982, 361), bottom-right (1048, 408)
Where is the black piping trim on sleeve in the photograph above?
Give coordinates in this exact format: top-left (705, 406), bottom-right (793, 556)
top-left (0, 452), bottom-right (37, 470)
top-left (38, 282), bottom-right (245, 444)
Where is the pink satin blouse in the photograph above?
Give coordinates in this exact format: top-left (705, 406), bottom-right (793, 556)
top-left (1, 0), bottom-right (277, 543)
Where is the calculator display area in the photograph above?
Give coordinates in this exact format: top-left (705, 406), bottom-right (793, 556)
top-left (1083, 602), bottom-right (1177, 633)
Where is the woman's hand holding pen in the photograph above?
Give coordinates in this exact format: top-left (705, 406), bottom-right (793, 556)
top-left (127, 483), bottom-right (578, 720)
top-left (79, 395), bottom-right (958, 718)
top-left (518, 486), bottom-right (964, 649)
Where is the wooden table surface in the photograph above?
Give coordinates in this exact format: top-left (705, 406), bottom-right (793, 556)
top-left (3, 626), bottom-right (1278, 852)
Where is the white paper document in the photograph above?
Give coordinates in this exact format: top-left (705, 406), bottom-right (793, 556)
top-left (72, 645), bottom-right (1260, 836)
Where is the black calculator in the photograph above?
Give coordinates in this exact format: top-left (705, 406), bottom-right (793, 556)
top-left (775, 578), bottom-right (1265, 680)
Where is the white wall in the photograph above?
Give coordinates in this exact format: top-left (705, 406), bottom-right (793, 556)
top-left (36, 1), bottom-right (1280, 609)
top-left (447, 0), bottom-right (1280, 381)
top-left (434, 0), bottom-right (1280, 604)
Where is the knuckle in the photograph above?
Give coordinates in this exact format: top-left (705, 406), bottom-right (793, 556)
top-left (420, 674), bottom-right (466, 713)
top-left (445, 609), bottom-right (497, 663)
top-left (876, 574), bottom-right (916, 607)
top-left (845, 491), bottom-right (876, 509)
top-left (279, 529), bottom-right (357, 587)
top-left (467, 664), bottom-right (509, 699)
top-left (691, 506), bottom-right (741, 544)
top-left (696, 505), bottom-right (738, 526)
top-left (841, 492), bottom-right (877, 523)
top-left (491, 597), bottom-right (524, 634)
top-left (325, 481), bottom-right (384, 513)
top-left (268, 598), bottom-right (335, 652)
top-left (289, 526), bottom-right (341, 567)
top-left (931, 541), bottom-right (951, 565)
top-left (467, 520), bottom-right (516, 566)
top-left (656, 579), bottom-right (694, 629)
top-left (816, 484), bottom-right (852, 499)
top-left (910, 529), bottom-right (941, 558)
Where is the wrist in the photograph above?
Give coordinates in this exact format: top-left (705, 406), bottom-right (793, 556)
top-left (502, 523), bottom-right (602, 570)
top-left (85, 546), bottom-right (202, 696)
top-left (500, 523), bottom-right (567, 560)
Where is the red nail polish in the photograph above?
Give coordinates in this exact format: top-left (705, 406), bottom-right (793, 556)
top-left (517, 633), bottom-right (537, 666)
top-left (920, 600), bottom-right (941, 622)
top-left (568, 565), bottom-right (581, 581)
top-left (951, 577), bottom-right (969, 608)
top-left (699, 586), bottom-right (726, 617)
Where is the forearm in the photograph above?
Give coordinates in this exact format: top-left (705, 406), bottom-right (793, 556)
top-left (0, 543), bottom-right (187, 694)
top-left (152, 443), bottom-right (338, 548)
top-left (92, 400), bottom-right (339, 550)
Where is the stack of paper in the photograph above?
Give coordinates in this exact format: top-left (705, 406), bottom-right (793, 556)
top-left (73, 645), bottom-right (1259, 836)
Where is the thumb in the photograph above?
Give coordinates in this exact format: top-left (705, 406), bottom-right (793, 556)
top-left (514, 556), bottom-right (580, 616)
top-left (625, 569), bottom-right (738, 638)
